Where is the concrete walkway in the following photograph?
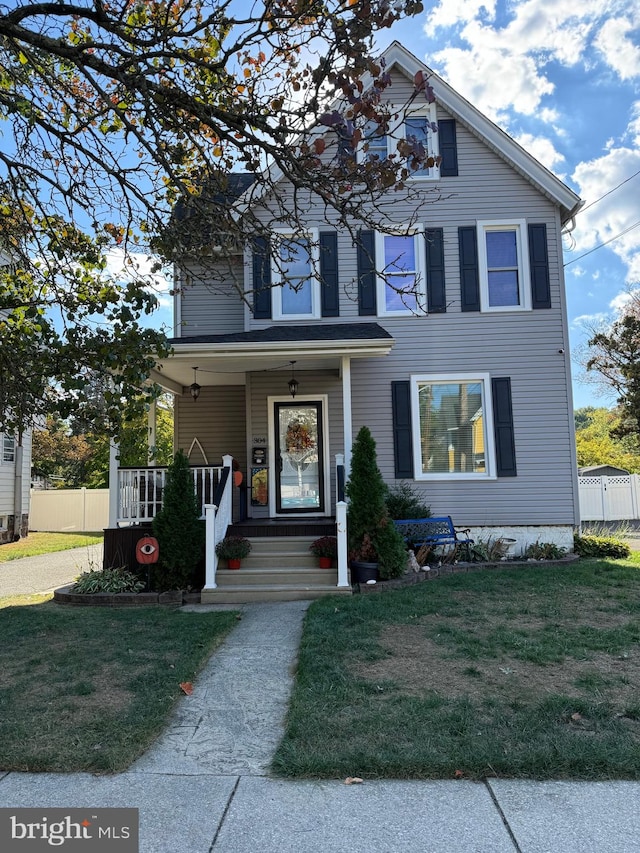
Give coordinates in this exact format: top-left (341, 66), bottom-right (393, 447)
top-left (0, 544), bottom-right (101, 596)
top-left (1, 552), bottom-right (640, 851)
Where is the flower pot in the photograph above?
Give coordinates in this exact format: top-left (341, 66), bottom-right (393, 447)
top-left (227, 558), bottom-right (241, 570)
top-left (350, 560), bottom-right (379, 584)
top-left (318, 556), bottom-right (332, 569)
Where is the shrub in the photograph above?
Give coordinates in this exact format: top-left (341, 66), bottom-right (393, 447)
top-left (152, 450), bottom-right (205, 591)
top-left (73, 567), bottom-right (145, 594)
top-left (524, 541), bottom-right (566, 560)
top-left (384, 482), bottom-right (431, 520)
top-left (573, 533), bottom-right (630, 559)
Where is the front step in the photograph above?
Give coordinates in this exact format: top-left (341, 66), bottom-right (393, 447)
top-left (205, 534), bottom-right (351, 603)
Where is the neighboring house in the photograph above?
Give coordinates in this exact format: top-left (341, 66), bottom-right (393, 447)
top-left (0, 250), bottom-right (32, 545)
top-left (107, 43), bottom-right (582, 598)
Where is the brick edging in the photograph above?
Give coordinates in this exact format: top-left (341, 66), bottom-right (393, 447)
top-left (53, 585), bottom-right (202, 607)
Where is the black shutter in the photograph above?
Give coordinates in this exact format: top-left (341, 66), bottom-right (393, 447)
top-left (252, 236), bottom-right (272, 319)
top-left (356, 230), bottom-right (377, 316)
top-left (458, 226), bottom-right (480, 311)
top-left (438, 119), bottom-right (458, 177)
top-left (491, 377), bottom-right (517, 477)
top-left (425, 228), bottom-right (446, 313)
top-left (392, 381), bottom-right (414, 478)
top-left (528, 223), bottom-right (551, 309)
top-left (319, 231), bottom-right (339, 317)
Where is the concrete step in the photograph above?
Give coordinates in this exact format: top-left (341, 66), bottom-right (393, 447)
top-left (245, 535), bottom-right (318, 554)
top-left (215, 566), bottom-right (338, 586)
top-left (201, 583), bottom-right (352, 604)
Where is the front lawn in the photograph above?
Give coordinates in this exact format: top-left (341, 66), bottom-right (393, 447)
top-left (0, 532), bottom-right (103, 562)
top-left (0, 595), bottom-right (238, 773)
top-left (273, 555), bottom-right (640, 780)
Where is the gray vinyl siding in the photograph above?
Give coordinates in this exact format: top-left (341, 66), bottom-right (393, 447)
top-left (175, 386), bottom-right (247, 474)
top-left (178, 257), bottom-right (244, 336)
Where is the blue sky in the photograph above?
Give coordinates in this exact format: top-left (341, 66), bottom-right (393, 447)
top-left (374, 0), bottom-right (640, 410)
top-left (127, 0), bottom-right (639, 411)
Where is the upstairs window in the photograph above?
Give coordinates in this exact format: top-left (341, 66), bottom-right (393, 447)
top-left (376, 230), bottom-right (427, 316)
top-left (360, 105), bottom-right (439, 179)
top-left (271, 230), bottom-right (320, 321)
top-left (477, 220), bottom-right (531, 311)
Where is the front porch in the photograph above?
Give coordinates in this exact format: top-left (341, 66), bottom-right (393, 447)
top-left (106, 456), bottom-right (351, 601)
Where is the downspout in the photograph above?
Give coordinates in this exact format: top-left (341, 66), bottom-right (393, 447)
top-left (13, 431), bottom-right (23, 540)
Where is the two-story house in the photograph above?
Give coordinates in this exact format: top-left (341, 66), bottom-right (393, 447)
top-left (107, 43), bottom-right (582, 601)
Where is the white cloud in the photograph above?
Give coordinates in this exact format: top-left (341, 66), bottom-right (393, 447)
top-left (594, 17), bottom-right (640, 80)
top-left (572, 311), bottom-right (608, 327)
top-left (423, 0), bottom-right (497, 36)
top-left (104, 250), bottom-right (173, 311)
top-left (515, 132), bottom-right (566, 176)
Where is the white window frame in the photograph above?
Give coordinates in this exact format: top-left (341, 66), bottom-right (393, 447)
top-left (477, 220), bottom-right (531, 312)
top-left (271, 228), bottom-right (320, 321)
top-left (375, 227), bottom-right (427, 317)
top-left (410, 372), bottom-right (497, 481)
top-left (358, 104), bottom-right (440, 180)
top-left (2, 434), bottom-right (15, 464)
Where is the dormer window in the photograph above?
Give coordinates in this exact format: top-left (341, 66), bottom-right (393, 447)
top-left (359, 105), bottom-right (440, 179)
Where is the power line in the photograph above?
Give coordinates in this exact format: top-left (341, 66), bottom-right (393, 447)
top-left (579, 168), bottom-right (640, 215)
top-left (564, 219), bottom-right (640, 267)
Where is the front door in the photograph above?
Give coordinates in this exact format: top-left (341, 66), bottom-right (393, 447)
top-left (274, 401), bottom-right (325, 514)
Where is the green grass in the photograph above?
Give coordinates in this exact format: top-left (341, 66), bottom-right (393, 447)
top-left (0, 594), bottom-right (239, 772)
top-left (273, 554), bottom-right (640, 781)
top-left (0, 532), bottom-right (104, 562)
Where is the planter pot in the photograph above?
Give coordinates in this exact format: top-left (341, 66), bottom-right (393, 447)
top-left (318, 556), bottom-right (333, 569)
top-left (350, 560), bottom-right (379, 584)
top-left (227, 558), bottom-right (241, 570)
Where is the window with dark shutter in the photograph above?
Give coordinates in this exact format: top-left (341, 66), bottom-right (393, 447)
top-left (528, 223), bottom-right (551, 309)
top-left (425, 228), bottom-right (446, 313)
top-left (438, 119), bottom-right (458, 177)
top-left (458, 226), bottom-right (480, 311)
top-left (356, 230), bottom-right (377, 316)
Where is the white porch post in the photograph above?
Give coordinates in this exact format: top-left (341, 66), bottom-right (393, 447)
top-left (204, 503), bottom-right (218, 589)
top-left (147, 400), bottom-right (157, 465)
top-left (108, 438), bottom-right (119, 528)
top-left (336, 500), bottom-right (349, 588)
top-left (341, 356), bottom-right (352, 474)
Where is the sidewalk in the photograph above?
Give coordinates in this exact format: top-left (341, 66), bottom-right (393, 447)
top-left (0, 544), bottom-right (101, 597)
top-left (1, 558), bottom-right (640, 851)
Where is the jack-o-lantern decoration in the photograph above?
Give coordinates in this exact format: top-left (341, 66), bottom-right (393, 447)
top-left (136, 535), bottom-right (159, 565)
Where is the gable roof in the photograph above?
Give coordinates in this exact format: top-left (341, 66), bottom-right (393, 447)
top-left (236, 42), bottom-right (582, 227)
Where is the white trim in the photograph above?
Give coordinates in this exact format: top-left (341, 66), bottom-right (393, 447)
top-left (410, 372), bottom-right (497, 481)
top-left (271, 228), bottom-right (321, 321)
top-left (267, 394), bottom-right (331, 517)
top-left (375, 227), bottom-right (427, 316)
top-left (477, 220), bottom-right (531, 312)
top-left (1, 434), bottom-right (15, 464)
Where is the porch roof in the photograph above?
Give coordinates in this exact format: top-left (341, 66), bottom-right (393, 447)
top-left (151, 323), bottom-right (395, 393)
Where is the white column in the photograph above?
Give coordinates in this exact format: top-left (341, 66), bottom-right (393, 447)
top-left (147, 400), bottom-right (157, 465)
top-left (336, 500), bottom-right (349, 588)
top-left (341, 356), bottom-right (352, 474)
top-left (108, 438), bottom-right (119, 528)
top-left (13, 443), bottom-right (23, 537)
top-left (204, 503), bottom-right (218, 590)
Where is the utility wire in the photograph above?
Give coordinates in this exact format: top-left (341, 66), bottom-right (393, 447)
top-left (565, 218), bottom-right (640, 267)
top-left (578, 168), bottom-right (640, 215)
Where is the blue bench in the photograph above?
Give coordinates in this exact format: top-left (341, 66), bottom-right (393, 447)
top-left (394, 516), bottom-right (474, 555)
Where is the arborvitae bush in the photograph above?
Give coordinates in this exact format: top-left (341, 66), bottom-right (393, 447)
top-left (384, 481), bottom-right (431, 520)
top-left (346, 426), bottom-right (407, 579)
top-left (152, 450), bottom-right (205, 591)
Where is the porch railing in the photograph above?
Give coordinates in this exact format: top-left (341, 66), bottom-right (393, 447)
top-left (116, 465), bottom-right (224, 524)
top-left (204, 455), bottom-right (235, 590)
top-left (335, 453), bottom-right (349, 588)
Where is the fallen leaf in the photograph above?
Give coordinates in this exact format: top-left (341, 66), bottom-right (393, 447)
top-left (180, 682), bottom-right (194, 695)
top-left (571, 712), bottom-right (582, 722)
top-left (344, 777), bottom-right (364, 785)
top-left (454, 769), bottom-right (464, 778)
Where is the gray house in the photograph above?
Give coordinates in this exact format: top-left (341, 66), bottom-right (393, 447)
top-left (108, 43), bottom-right (582, 600)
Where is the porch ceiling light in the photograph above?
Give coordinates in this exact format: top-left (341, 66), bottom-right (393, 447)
top-left (189, 366), bottom-right (201, 402)
top-left (288, 361), bottom-right (298, 398)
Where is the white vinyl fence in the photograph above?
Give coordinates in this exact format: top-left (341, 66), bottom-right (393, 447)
top-left (30, 488), bottom-right (109, 532)
top-left (578, 475), bottom-right (640, 522)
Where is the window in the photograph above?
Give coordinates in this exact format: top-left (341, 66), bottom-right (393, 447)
top-left (271, 230), bottom-right (320, 320)
top-left (360, 105), bottom-right (440, 179)
top-left (376, 230), bottom-right (427, 315)
top-left (2, 434), bottom-right (15, 464)
top-left (411, 374), bottom-right (495, 479)
top-left (477, 221), bottom-right (531, 311)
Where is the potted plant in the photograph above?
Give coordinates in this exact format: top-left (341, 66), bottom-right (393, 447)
top-left (346, 426), bottom-right (408, 583)
top-left (309, 535), bottom-right (337, 568)
top-left (215, 535), bottom-right (252, 569)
